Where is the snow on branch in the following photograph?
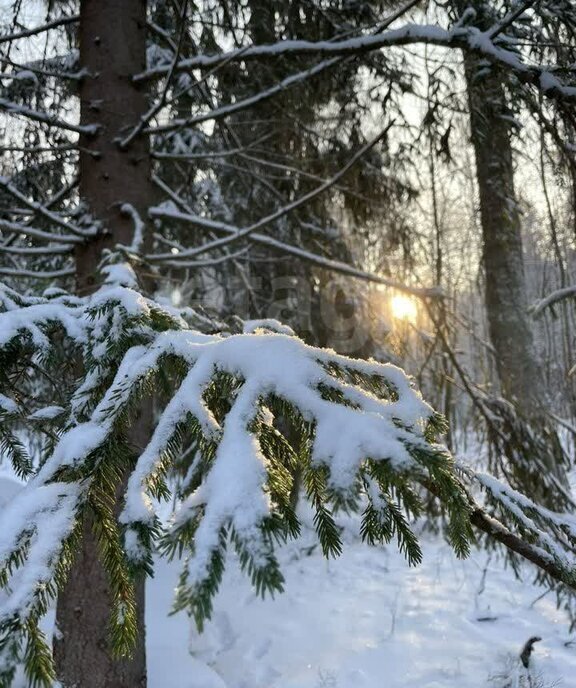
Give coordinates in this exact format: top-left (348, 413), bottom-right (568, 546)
top-left (530, 285), bottom-right (576, 318)
top-left (0, 262), bottom-right (469, 681)
top-left (0, 177), bottom-right (94, 239)
top-left (145, 0), bottom-right (418, 142)
top-left (0, 14), bottom-right (79, 44)
top-left (0, 217), bottom-right (84, 245)
top-left (0, 98), bottom-right (98, 136)
top-left (133, 23), bottom-right (576, 103)
top-left (0, 243), bottom-right (72, 256)
top-left (455, 465), bottom-right (576, 586)
top-left (146, 56), bottom-right (340, 136)
top-left (486, 0), bottom-right (538, 40)
top-left (2, 262), bottom-right (576, 683)
top-left (0, 266), bottom-right (74, 279)
top-left (472, 471), bottom-right (576, 567)
top-left (120, 204), bottom-right (145, 253)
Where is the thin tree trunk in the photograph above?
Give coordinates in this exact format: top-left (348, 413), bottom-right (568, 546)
top-left (54, 1), bottom-right (154, 685)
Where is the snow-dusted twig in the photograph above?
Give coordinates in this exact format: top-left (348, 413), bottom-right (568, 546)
top-left (0, 14), bottom-right (79, 44)
top-left (0, 243), bottom-right (73, 256)
top-left (487, 0), bottom-right (539, 40)
top-left (151, 135), bottom-right (271, 161)
top-left (530, 285), bottom-right (576, 318)
top-left (0, 266), bottom-right (74, 279)
top-left (0, 217), bottom-right (84, 245)
top-left (0, 177), bottom-right (94, 239)
top-left (0, 98), bottom-right (98, 136)
top-left (0, 55), bottom-right (86, 82)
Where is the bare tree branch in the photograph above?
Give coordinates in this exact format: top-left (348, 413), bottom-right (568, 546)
top-left (150, 125), bottom-right (392, 260)
top-left (119, 0), bottom-right (189, 148)
top-left (149, 203), bottom-right (439, 299)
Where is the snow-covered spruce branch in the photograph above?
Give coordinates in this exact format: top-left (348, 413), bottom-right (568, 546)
top-left (133, 23), bottom-right (576, 103)
top-left (0, 14), bottom-right (79, 44)
top-left (0, 260), bottom-right (470, 684)
top-left (458, 468), bottom-right (576, 586)
top-left (2, 261), bottom-right (576, 683)
top-left (472, 471), bottom-right (576, 565)
top-left (428, 475), bottom-right (576, 591)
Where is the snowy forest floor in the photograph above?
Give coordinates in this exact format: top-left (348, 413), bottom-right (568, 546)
top-left (2, 476), bottom-right (576, 687)
top-left (146, 509), bottom-right (576, 688)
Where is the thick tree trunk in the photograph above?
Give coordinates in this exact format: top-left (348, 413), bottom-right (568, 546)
top-left (465, 65), bottom-right (540, 413)
top-left (54, 1), bottom-right (154, 685)
top-left (463, 47), bottom-right (568, 503)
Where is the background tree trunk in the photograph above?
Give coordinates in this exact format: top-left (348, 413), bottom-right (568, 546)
top-left (463, 46), bottom-right (568, 503)
top-left (465, 64), bottom-right (540, 413)
top-left (54, 1), bottom-right (154, 685)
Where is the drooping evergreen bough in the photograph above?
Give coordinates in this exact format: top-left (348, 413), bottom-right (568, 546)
top-left (0, 255), bottom-right (576, 686)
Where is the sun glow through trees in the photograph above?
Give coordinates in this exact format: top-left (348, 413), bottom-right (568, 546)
top-left (390, 294), bottom-right (418, 322)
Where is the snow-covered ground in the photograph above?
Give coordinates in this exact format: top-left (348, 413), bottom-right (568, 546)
top-left (2, 473), bottom-right (576, 687)
top-left (148, 512), bottom-right (576, 688)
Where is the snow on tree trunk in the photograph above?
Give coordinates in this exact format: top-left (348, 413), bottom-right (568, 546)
top-left (54, 1), bottom-right (152, 685)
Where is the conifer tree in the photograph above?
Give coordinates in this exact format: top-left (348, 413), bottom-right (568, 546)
top-left (1, 2), bottom-right (576, 686)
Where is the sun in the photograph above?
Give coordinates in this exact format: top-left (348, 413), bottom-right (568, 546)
top-left (390, 294), bottom-right (417, 322)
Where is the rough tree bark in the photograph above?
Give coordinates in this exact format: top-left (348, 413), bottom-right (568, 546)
top-left (465, 64), bottom-right (540, 412)
top-left (460, 0), bottom-right (568, 502)
top-left (53, 1), bottom-right (154, 685)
